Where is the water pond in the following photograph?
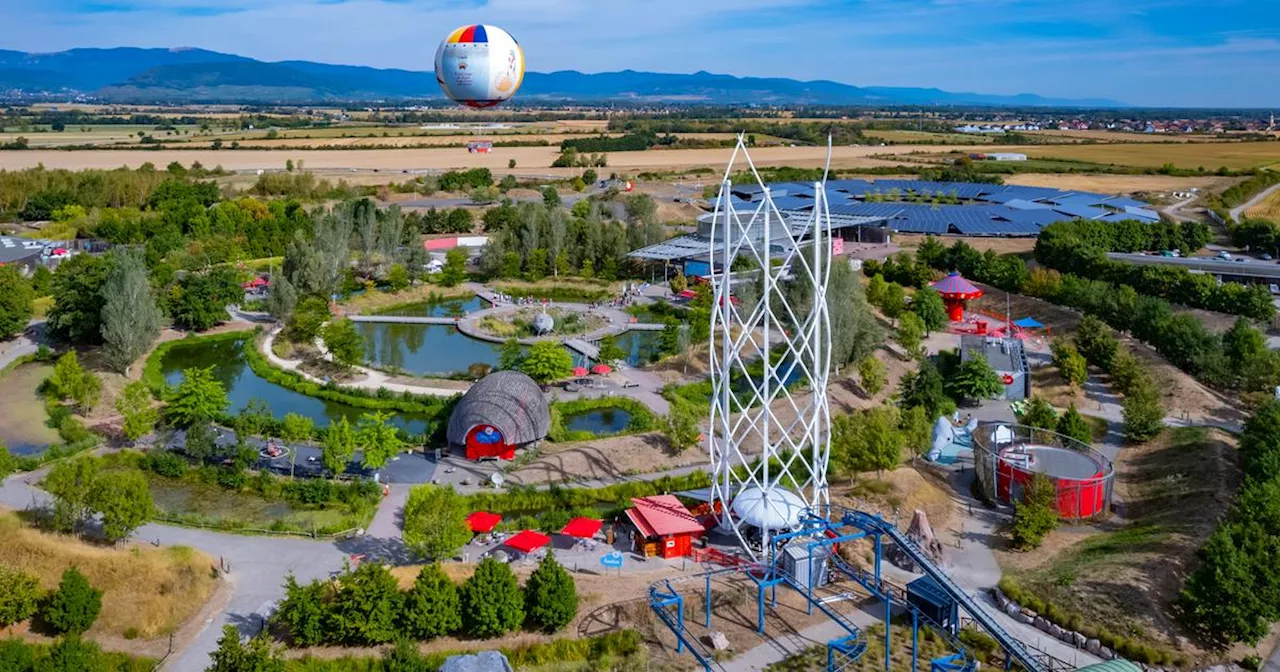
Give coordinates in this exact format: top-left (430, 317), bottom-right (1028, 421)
top-left (0, 364), bottom-right (60, 456)
top-left (355, 323), bottom-right (513, 377)
top-left (562, 407), bottom-right (633, 436)
top-left (375, 296), bottom-right (488, 318)
top-left (160, 337), bottom-right (434, 434)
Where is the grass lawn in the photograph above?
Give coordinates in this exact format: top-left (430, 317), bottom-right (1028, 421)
top-left (0, 512), bottom-right (217, 639)
top-left (143, 472), bottom-right (375, 536)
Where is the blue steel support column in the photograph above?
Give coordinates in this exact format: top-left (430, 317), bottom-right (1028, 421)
top-left (758, 582), bottom-right (767, 634)
top-left (828, 646), bottom-right (835, 672)
top-left (705, 574), bottom-right (712, 628)
top-left (874, 533), bottom-right (882, 587)
top-left (808, 552), bottom-right (815, 615)
top-left (912, 608), bottom-right (919, 672)
top-left (676, 595), bottom-right (685, 654)
top-left (952, 602), bottom-right (959, 637)
top-left (884, 592), bottom-right (892, 672)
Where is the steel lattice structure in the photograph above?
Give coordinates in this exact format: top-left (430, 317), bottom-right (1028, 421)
top-left (708, 136), bottom-right (834, 558)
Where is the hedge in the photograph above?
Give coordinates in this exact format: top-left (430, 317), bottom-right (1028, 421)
top-left (464, 472), bottom-right (711, 519)
top-left (548, 396), bottom-right (658, 442)
top-left (283, 630), bottom-right (642, 671)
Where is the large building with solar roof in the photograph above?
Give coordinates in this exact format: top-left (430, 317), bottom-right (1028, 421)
top-left (629, 179), bottom-right (1160, 269)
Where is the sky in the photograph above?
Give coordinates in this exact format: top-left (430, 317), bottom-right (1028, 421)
top-left (3, 0), bottom-right (1280, 107)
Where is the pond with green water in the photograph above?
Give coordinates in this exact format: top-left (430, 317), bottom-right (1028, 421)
top-left (375, 296), bottom-right (488, 318)
top-left (0, 364), bottom-right (59, 456)
top-left (355, 323), bottom-right (521, 377)
top-left (160, 338), bottom-right (434, 434)
top-left (563, 407), bottom-right (633, 435)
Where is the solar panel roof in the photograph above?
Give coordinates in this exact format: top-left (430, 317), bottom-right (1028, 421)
top-left (1003, 199), bottom-right (1051, 210)
top-left (1051, 204), bottom-right (1109, 220)
top-left (1047, 193), bottom-right (1112, 208)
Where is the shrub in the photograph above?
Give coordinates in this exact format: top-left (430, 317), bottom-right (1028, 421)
top-left (0, 566), bottom-right (43, 628)
top-left (42, 567), bottom-right (102, 635)
top-left (460, 558), bottom-right (523, 638)
top-left (327, 563), bottom-right (401, 645)
top-left (523, 551), bottom-right (578, 632)
top-left (1011, 473), bottom-right (1058, 549)
top-left (399, 563), bottom-right (461, 640)
top-left (145, 451), bottom-right (187, 478)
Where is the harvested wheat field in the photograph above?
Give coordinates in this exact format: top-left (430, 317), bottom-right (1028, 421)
top-left (1245, 187), bottom-right (1280, 220)
top-left (0, 143), bottom-right (991, 174)
top-left (1003, 172), bottom-right (1238, 195)
top-left (0, 511), bottom-right (218, 640)
top-left (1023, 141), bottom-right (1280, 170)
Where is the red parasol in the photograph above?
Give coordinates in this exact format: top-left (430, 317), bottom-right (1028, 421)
top-left (504, 530), bottom-right (552, 553)
top-left (591, 363), bottom-right (612, 375)
top-left (560, 517), bottom-right (603, 539)
top-left (466, 511), bottom-right (502, 533)
top-left (573, 366), bottom-right (589, 377)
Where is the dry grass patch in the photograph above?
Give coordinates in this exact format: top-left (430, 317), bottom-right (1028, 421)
top-left (1004, 172), bottom-right (1238, 196)
top-left (339, 284), bottom-right (474, 315)
top-left (1022, 142), bottom-right (1280, 170)
top-left (0, 511), bottom-right (218, 639)
top-left (1245, 186), bottom-right (1280, 221)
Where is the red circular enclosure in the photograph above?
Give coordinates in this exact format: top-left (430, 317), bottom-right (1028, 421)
top-left (994, 445), bottom-right (1107, 518)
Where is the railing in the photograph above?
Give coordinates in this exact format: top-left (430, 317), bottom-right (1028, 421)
top-left (970, 423), bottom-right (1115, 523)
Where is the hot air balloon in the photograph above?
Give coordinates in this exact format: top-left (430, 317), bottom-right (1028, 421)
top-left (434, 24), bottom-right (525, 109)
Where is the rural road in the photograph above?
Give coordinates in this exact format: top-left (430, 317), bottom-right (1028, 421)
top-left (1160, 194), bottom-right (1199, 223)
top-left (1230, 180), bottom-right (1280, 222)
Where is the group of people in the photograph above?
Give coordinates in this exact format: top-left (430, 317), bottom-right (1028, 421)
top-left (492, 293), bottom-right (551, 307)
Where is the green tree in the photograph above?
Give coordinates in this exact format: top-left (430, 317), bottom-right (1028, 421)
top-left (1020, 396), bottom-right (1058, 431)
top-left (0, 441), bottom-right (14, 482)
top-left (1056, 403), bottom-right (1092, 445)
top-left (460, 557), bottom-right (524, 638)
top-left (498, 338), bottom-right (524, 371)
top-left (948, 357), bottom-right (1003, 402)
top-left (266, 270), bottom-right (298, 322)
top-left (387, 264), bottom-right (410, 292)
top-left (166, 366), bottom-right (228, 427)
top-left (866, 274), bottom-right (888, 307)
top-left (857, 356), bottom-right (887, 396)
top-left (272, 575), bottom-right (328, 648)
top-left (1074, 314), bottom-right (1118, 370)
top-left (48, 351), bottom-right (101, 414)
top-left (1011, 473), bottom-right (1058, 549)
top-left (322, 318), bottom-right (365, 369)
top-left (1122, 380), bottom-right (1165, 442)
top-left (322, 416), bottom-right (356, 478)
top-left (0, 264), bottom-right (34, 340)
top-left (280, 413), bottom-right (315, 444)
top-left (525, 248), bottom-right (549, 281)
top-left (596, 335), bottom-right (627, 366)
top-left (48, 253), bottom-right (108, 344)
top-left (1052, 340), bottom-right (1088, 389)
top-left (831, 407), bottom-right (902, 476)
top-left (287, 296), bottom-right (331, 343)
top-left (401, 485), bottom-right (472, 560)
top-left (184, 422), bottom-right (217, 464)
top-left (524, 551), bottom-right (578, 632)
top-left (235, 398), bottom-right (272, 438)
top-left (669, 271), bottom-right (688, 295)
top-left (911, 287), bottom-right (948, 334)
top-left (880, 283), bottom-right (907, 319)
top-left (542, 187), bottom-right (561, 208)
top-left (0, 566), bottom-right (41, 628)
top-left (664, 401), bottom-right (702, 453)
top-left (170, 267), bottom-right (240, 332)
top-left (520, 340), bottom-right (574, 384)
top-left (90, 469), bottom-right (152, 542)
top-left (45, 636), bottom-right (108, 672)
top-left (356, 412), bottom-right (402, 470)
top-left (899, 405), bottom-right (933, 457)
top-left (116, 381), bottom-right (157, 442)
top-left (44, 458), bottom-right (100, 534)
top-left (894, 312), bottom-right (926, 359)
top-left (328, 562), bottom-right (402, 645)
top-left (400, 563), bottom-right (462, 639)
top-left (440, 247), bottom-right (468, 287)
top-left (207, 624), bottom-right (285, 672)
top-left (900, 361), bottom-right (951, 420)
top-left (100, 249), bottom-right (161, 374)
top-left (42, 567), bottom-right (102, 635)
top-left (1108, 348), bottom-right (1144, 395)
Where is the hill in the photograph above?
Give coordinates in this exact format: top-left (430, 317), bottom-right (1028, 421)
top-left (0, 47), bottom-right (1125, 107)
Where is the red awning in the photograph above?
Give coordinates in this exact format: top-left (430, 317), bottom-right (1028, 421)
top-left (591, 364), bottom-right (612, 375)
top-left (678, 289), bottom-right (697, 299)
top-left (560, 517), bottom-right (602, 539)
top-left (466, 511), bottom-right (502, 533)
top-left (573, 366), bottom-right (589, 377)
top-left (504, 529), bottom-right (552, 553)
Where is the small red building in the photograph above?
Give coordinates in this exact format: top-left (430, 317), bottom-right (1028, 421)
top-left (625, 495), bottom-right (705, 559)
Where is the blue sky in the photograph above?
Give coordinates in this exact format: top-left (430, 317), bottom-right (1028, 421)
top-left (4, 0), bottom-right (1280, 106)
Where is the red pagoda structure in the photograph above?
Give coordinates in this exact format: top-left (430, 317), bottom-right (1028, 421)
top-left (930, 272), bottom-right (983, 322)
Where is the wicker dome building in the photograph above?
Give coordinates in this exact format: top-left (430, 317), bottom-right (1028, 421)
top-left (447, 370), bottom-right (550, 461)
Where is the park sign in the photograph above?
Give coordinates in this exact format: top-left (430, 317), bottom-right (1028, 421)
top-left (600, 551), bottom-right (624, 569)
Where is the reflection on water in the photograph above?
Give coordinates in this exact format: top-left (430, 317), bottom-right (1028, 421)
top-left (356, 323), bottom-right (513, 377)
top-left (377, 296), bottom-right (487, 318)
top-left (160, 338), bottom-right (433, 434)
top-left (563, 408), bottom-right (633, 435)
top-left (0, 364), bottom-right (60, 456)
top-left (610, 331), bottom-right (664, 367)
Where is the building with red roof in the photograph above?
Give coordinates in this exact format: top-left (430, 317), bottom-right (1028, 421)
top-left (625, 495), bottom-right (705, 558)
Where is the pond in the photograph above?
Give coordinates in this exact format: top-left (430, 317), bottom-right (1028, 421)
top-left (375, 296), bottom-right (488, 318)
top-left (355, 323), bottom-right (514, 378)
top-left (562, 407), bottom-right (633, 436)
top-left (160, 338), bottom-right (435, 434)
top-left (0, 363), bottom-right (60, 456)
top-left (609, 330), bottom-right (665, 367)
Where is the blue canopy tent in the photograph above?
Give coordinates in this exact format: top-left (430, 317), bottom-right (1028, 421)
top-left (1011, 316), bottom-right (1049, 337)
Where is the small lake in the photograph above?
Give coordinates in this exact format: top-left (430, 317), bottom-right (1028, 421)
top-left (376, 296), bottom-right (488, 318)
top-left (609, 330), bottom-right (665, 367)
top-left (355, 323), bottom-right (513, 378)
top-left (563, 407), bottom-right (633, 435)
top-left (0, 363), bottom-right (60, 456)
top-left (160, 338), bottom-right (435, 434)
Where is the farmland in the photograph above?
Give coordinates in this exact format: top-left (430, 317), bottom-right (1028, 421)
top-left (1022, 141), bottom-right (1280, 170)
top-left (1245, 186), bottom-right (1280, 220)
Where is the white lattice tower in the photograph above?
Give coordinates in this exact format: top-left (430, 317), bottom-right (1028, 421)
top-left (707, 136), bottom-right (833, 558)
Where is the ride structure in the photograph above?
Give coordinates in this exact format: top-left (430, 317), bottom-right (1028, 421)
top-left (707, 136), bottom-right (834, 559)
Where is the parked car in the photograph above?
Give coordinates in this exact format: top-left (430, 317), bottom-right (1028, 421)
top-left (1262, 254), bottom-right (1273, 261)
top-left (1217, 251), bottom-right (1232, 260)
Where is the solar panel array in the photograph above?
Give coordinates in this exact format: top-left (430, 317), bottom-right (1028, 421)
top-left (740, 179), bottom-right (1159, 237)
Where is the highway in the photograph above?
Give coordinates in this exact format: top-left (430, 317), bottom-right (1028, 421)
top-left (1106, 252), bottom-right (1280, 281)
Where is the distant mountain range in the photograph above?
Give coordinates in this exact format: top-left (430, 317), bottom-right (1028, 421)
top-left (0, 47), bottom-right (1126, 107)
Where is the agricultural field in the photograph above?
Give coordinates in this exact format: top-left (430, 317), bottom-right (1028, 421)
top-left (1022, 141), bottom-right (1280, 170)
top-left (1003, 172), bottom-right (1238, 196)
top-left (862, 129), bottom-right (998, 144)
top-left (0, 124), bottom-right (205, 147)
top-left (1245, 186), bottom-right (1280, 220)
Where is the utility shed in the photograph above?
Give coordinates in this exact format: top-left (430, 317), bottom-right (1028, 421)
top-left (626, 495), bottom-right (705, 559)
top-left (960, 335), bottom-right (1030, 401)
top-left (781, 541), bottom-right (830, 589)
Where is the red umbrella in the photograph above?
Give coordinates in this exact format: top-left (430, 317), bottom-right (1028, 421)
top-left (573, 366), bottom-right (589, 377)
top-left (504, 530), bottom-right (552, 553)
top-left (466, 511), bottom-right (502, 533)
top-left (560, 517), bottom-right (602, 539)
top-left (591, 364), bottom-right (612, 375)
top-left (52, 248), bottom-right (68, 255)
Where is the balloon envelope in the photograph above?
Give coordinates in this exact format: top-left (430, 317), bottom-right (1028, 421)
top-left (434, 24), bottom-right (525, 108)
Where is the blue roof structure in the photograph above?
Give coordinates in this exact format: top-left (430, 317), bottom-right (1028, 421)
top-left (1051, 204), bottom-right (1110, 220)
top-left (1003, 199), bottom-right (1051, 210)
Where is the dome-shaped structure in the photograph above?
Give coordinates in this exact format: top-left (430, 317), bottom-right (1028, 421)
top-left (533, 312), bottom-right (554, 334)
top-left (448, 371), bottom-right (550, 460)
top-left (434, 24), bottom-right (525, 109)
top-left (730, 486), bottom-right (807, 531)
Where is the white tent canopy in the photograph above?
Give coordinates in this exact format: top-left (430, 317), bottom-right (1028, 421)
top-left (731, 486), bottom-right (807, 531)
